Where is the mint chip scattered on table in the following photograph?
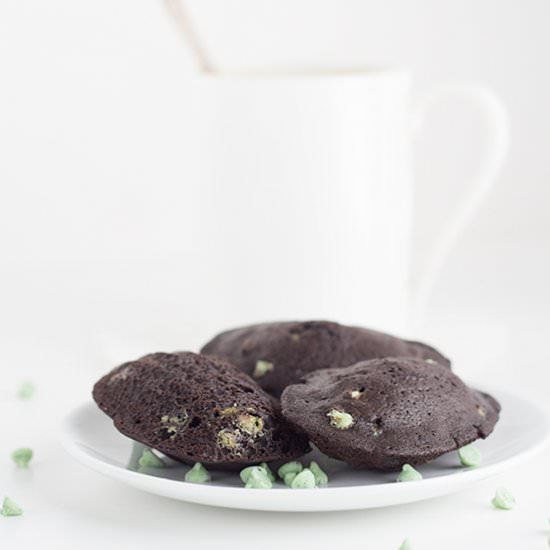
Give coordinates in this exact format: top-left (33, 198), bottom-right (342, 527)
top-left (18, 381), bottom-right (35, 400)
top-left (1, 497), bottom-right (23, 517)
top-left (11, 448), bottom-right (33, 468)
top-left (491, 487), bottom-right (516, 510)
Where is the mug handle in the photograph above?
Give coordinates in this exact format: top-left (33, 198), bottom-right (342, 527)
top-left (411, 84), bottom-right (510, 330)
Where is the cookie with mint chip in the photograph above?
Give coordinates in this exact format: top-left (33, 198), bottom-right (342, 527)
top-left (93, 352), bottom-right (310, 468)
top-left (281, 357), bottom-right (499, 471)
top-left (201, 320), bottom-right (450, 397)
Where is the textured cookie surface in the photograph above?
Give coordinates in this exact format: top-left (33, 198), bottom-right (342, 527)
top-left (201, 321), bottom-right (451, 397)
top-left (93, 352), bottom-right (310, 467)
top-left (281, 357), bottom-right (500, 471)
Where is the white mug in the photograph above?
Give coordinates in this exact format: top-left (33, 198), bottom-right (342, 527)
top-left (67, 67), bottom-right (510, 363)
top-left (163, 68), bottom-right (509, 342)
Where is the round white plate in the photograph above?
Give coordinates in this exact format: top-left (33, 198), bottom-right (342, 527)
top-left (62, 390), bottom-right (550, 512)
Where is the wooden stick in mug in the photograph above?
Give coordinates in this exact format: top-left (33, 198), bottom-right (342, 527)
top-left (163, 0), bottom-right (214, 73)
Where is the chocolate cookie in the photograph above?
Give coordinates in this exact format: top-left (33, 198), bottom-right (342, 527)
top-left (280, 357), bottom-right (500, 471)
top-left (93, 352), bottom-right (310, 468)
top-left (201, 321), bottom-right (450, 397)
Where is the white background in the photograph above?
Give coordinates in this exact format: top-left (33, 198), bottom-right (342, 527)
top-left (0, 1), bottom-right (549, 548)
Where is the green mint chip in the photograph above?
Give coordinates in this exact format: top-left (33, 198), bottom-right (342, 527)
top-left (260, 462), bottom-right (275, 482)
top-left (1, 497), bottom-right (23, 517)
top-left (244, 468), bottom-right (272, 489)
top-left (290, 468), bottom-right (316, 489)
top-left (399, 538), bottom-right (412, 550)
top-left (18, 381), bottom-right (35, 400)
top-left (283, 472), bottom-right (297, 486)
top-left (326, 409), bottom-right (354, 430)
top-left (240, 463), bottom-right (275, 484)
top-left (185, 462), bottom-right (211, 484)
top-left (11, 448), bottom-right (33, 468)
top-left (458, 444), bottom-right (482, 467)
top-left (277, 461), bottom-right (303, 480)
top-left (396, 464), bottom-right (423, 482)
top-left (491, 487), bottom-right (516, 510)
top-left (138, 448), bottom-right (165, 469)
top-left (253, 360), bottom-right (274, 378)
top-left (309, 461), bottom-right (328, 487)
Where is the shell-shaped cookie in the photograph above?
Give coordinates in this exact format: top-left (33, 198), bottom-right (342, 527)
top-left (281, 357), bottom-right (499, 471)
top-left (201, 321), bottom-right (451, 397)
top-left (93, 352), bottom-right (310, 468)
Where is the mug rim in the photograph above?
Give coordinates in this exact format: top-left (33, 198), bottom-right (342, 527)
top-left (198, 66), bottom-right (410, 81)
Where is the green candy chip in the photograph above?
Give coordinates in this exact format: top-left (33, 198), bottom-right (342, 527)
top-left (283, 472), bottom-right (297, 486)
top-left (240, 463), bottom-right (275, 484)
top-left (458, 444), bottom-right (482, 467)
top-left (396, 464), bottom-right (422, 482)
top-left (18, 381), bottom-right (35, 400)
top-left (399, 538), bottom-right (412, 550)
top-left (11, 448), bottom-right (33, 468)
top-left (244, 468), bottom-right (272, 489)
top-left (260, 462), bottom-right (275, 482)
top-left (138, 448), bottom-right (165, 468)
top-left (290, 468), bottom-right (316, 489)
top-left (326, 409), bottom-right (354, 430)
top-left (491, 487), bottom-right (515, 510)
top-left (253, 360), bottom-right (274, 379)
top-left (185, 462), bottom-right (211, 483)
top-left (309, 461), bottom-right (328, 487)
top-left (1, 497), bottom-right (23, 517)
top-left (277, 461), bottom-right (303, 480)
top-left (240, 465), bottom-right (259, 484)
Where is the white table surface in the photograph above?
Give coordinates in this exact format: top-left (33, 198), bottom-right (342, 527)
top-left (1, 307), bottom-right (549, 550)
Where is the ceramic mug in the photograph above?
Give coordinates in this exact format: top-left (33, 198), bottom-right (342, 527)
top-left (169, 68), bottom-right (509, 339)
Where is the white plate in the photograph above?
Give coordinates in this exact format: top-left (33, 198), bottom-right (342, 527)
top-left (61, 390), bottom-right (550, 512)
